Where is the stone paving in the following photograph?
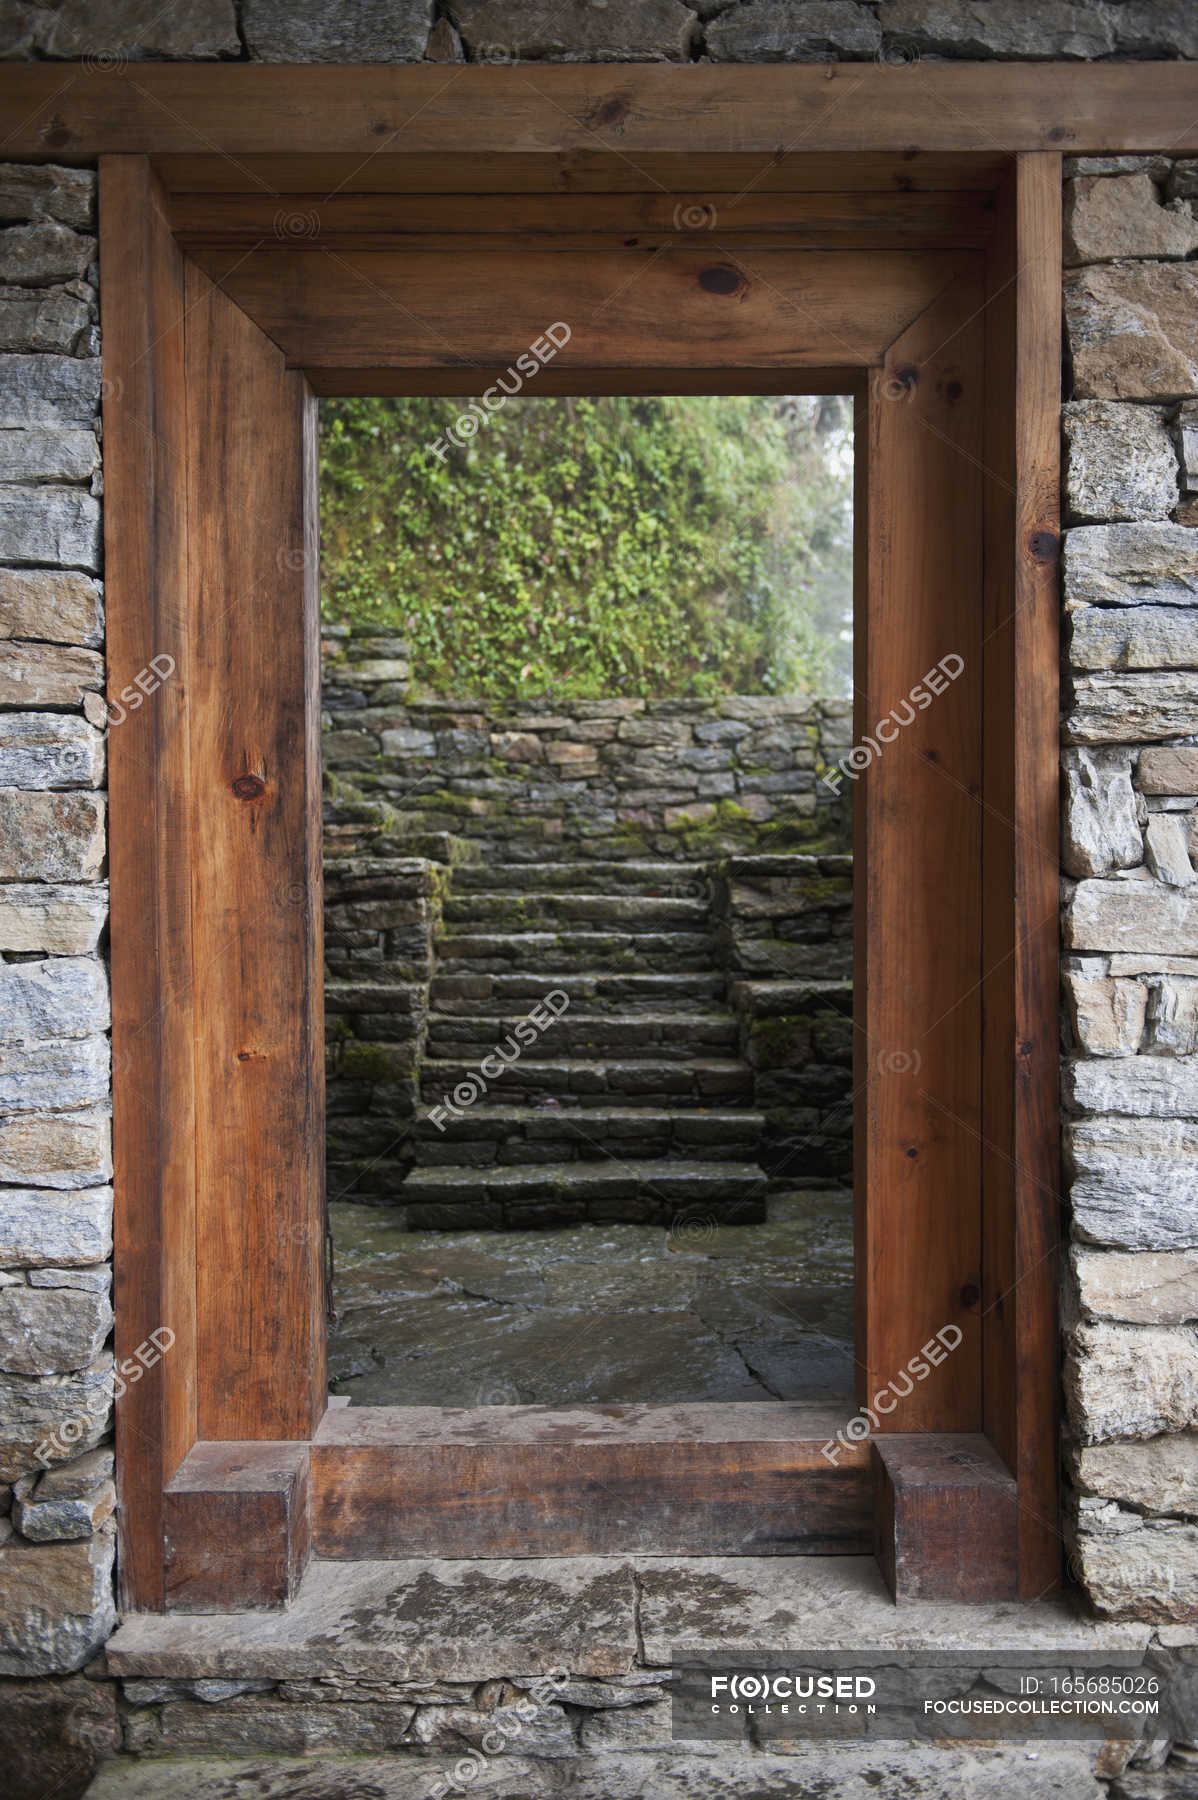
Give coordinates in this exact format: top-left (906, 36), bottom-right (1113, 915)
top-left (328, 1189), bottom-right (855, 1409)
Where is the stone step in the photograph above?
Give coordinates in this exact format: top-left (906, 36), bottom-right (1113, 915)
top-left (430, 969), bottom-right (726, 1013)
top-left (434, 930), bottom-right (716, 973)
top-left (410, 1104), bottom-right (765, 1166)
top-left (442, 891), bottom-right (711, 931)
top-left (399, 1159), bottom-right (769, 1229)
top-left (420, 1056), bottom-right (754, 1108)
top-left (424, 1009), bottom-right (739, 1061)
top-left (451, 858), bottom-right (711, 896)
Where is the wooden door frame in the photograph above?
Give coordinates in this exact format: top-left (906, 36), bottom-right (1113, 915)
top-left (58, 65), bottom-right (1146, 1613)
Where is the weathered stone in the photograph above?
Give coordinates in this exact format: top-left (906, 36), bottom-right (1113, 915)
top-left (0, 283), bottom-right (91, 354)
top-left (1069, 603), bottom-right (1198, 670)
top-left (1065, 1052), bottom-right (1198, 1119)
top-left (1064, 172), bottom-right (1198, 267)
top-left (1176, 397), bottom-right (1198, 494)
top-left (0, 1285), bottom-right (112, 1376)
top-left (28, 1265), bottom-right (109, 1292)
top-left (0, 1109), bottom-right (111, 1190)
top-left (1139, 748), bottom-right (1198, 795)
top-left (0, 1033), bottom-right (110, 1115)
top-left (0, 638), bottom-right (104, 707)
top-left (243, 0), bottom-right (432, 60)
top-left (876, 0), bottom-right (1113, 58)
top-left (1064, 969), bottom-right (1146, 1056)
top-left (0, 483), bottom-right (100, 569)
top-left (35, 0), bottom-right (239, 58)
top-left (1067, 265), bottom-right (1198, 401)
top-left (0, 354), bottom-right (99, 426)
top-left (0, 1186), bottom-right (112, 1268)
top-left (1061, 747), bottom-right (1142, 878)
top-left (0, 882), bottom-right (107, 955)
top-left (0, 568), bottom-right (102, 647)
top-left (1074, 1248), bottom-right (1198, 1326)
top-left (0, 222), bottom-right (93, 291)
top-left (1065, 522), bottom-right (1198, 609)
top-left (0, 426), bottom-right (98, 483)
top-left (1110, 2), bottom-right (1198, 60)
top-left (1075, 1434), bottom-right (1198, 1519)
top-left (14, 1466), bottom-right (114, 1541)
top-left (0, 1522), bottom-right (115, 1674)
top-left (1147, 813), bottom-right (1195, 887)
top-left (449, 0), bottom-right (697, 61)
top-left (1068, 1116), bottom-right (1198, 1250)
top-left (1145, 975), bottom-right (1198, 1056)
top-left (0, 958), bottom-right (107, 1046)
top-left (0, 712), bottom-right (103, 790)
top-left (1066, 672), bottom-right (1198, 745)
top-left (0, 790), bottom-right (105, 882)
top-left (0, 1354), bottom-right (112, 1483)
top-left (1067, 1321), bottom-right (1198, 1444)
top-left (707, 1), bottom-right (880, 61)
top-left (1067, 877), bottom-right (1198, 956)
top-left (0, 165), bottom-right (95, 231)
top-left (1073, 1502), bottom-right (1198, 1622)
top-left (1063, 402), bottom-right (1177, 521)
top-left (0, 1672), bottom-right (116, 1800)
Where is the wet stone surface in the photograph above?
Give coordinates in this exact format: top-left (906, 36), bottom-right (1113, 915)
top-left (328, 1189), bottom-right (854, 1407)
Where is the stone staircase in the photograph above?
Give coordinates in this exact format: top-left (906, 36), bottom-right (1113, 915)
top-left (399, 860), bottom-right (769, 1230)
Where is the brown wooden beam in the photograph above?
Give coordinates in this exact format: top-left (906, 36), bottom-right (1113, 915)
top-left (873, 1435), bottom-right (1019, 1602)
top-left (163, 1442), bottom-right (311, 1612)
top-left (311, 1405), bottom-right (872, 1560)
top-left (2, 64), bottom-right (1196, 160)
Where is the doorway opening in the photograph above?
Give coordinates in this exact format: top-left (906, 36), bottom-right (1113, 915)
top-left (318, 392), bottom-right (857, 1411)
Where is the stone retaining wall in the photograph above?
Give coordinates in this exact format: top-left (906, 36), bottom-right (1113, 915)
top-left (322, 629), bottom-right (852, 862)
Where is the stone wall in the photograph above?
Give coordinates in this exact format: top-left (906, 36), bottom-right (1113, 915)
top-left (1059, 155), bottom-right (1198, 1624)
top-left (322, 629), bottom-right (852, 863)
top-left (0, 159), bottom-right (119, 1698)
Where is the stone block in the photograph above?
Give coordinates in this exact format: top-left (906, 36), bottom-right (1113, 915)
top-left (33, 0), bottom-right (239, 57)
top-left (1064, 521), bottom-right (1198, 608)
top-left (0, 222), bottom-right (93, 288)
top-left (0, 638), bottom-right (104, 707)
top-left (1146, 813), bottom-right (1195, 887)
top-left (0, 283), bottom-right (91, 352)
top-left (0, 883), bottom-right (107, 954)
top-left (1064, 172), bottom-right (1198, 266)
top-left (708, 0), bottom-right (881, 60)
top-left (0, 790), bottom-right (105, 881)
top-left (449, 0), bottom-right (696, 61)
top-left (0, 568), bottom-right (102, 647)
top-left (0, 1186), bottom-right (113, 1267)
top-left (1067, 877), bottom-right (1198, 956)
top-left (0, 1109), bottom-right (111, 1190)
top-left (0, 1033), bottom-right (110, 1115)
top-left (0, 1522), bottom-right (115, 1674)
top-left (0, 1286), bottom-right (112, 1376)
top-left (0, 426), bottom-right (98, 483)
top-left (0, 165), bottom-right (95, 231)
top-left (1066, 672), bottom-right (1198, 744)
top-left (1067, 264), bottom-right (1198, 400)
top-left (1061, 748), bottom-right (1142, 878)
top-left (14, 1457), bottom-right (115, 1540)
top-left (1069, 603), bottom-right (1198, 670)
top-left (1066, 1321), bottom-right (1198, 1443)
top-left (244, 0), bottom-right (432, 60)
top-left (0, 712), bottom-right (103, 789)
top-left (1065, 1052), bottom-right (1198, 1118)
top-left (1074, 1433), bottom-right (1198, 1519)
top-left (0, 957), bottom-right (107, 1046)
top-left (1067, 1115), bottom-right (1198, 1249)
top-left (0, 483), bottom-right (100, 570)
top-left (0, 355), bottom-right (100, 427)
top-left (1139, 748), bottom-right (1198, 795)
top-left (1063, 402), bottom-right (1176, 521)
top-left (1073, 1502), bottom-right (1198, 1622)
top-left (876, 0), bottom-right (1114, 58)
top-left (1064, 969), bottom-right (1146, 1056)
top-left (1144, 975), bottom-right (1198, 1056)
top-left (1074, 1248), bottom-right (1198, 1325)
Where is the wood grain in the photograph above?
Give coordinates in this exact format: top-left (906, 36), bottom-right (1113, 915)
top-left (311, 1405), bottom-right (872, 1560)
top-left (184, 266), bottom-right (326, 1443)
top-left (857, 263), bottom-right (986, 1433)
top-left (873, 1434), bottom-right (1019, 1601)
top-left (187, 244), bottom-right (968, 370)
top-left (2, 64), bottom-right (1196, 159)
top-left (163, 1442), bottom-right (310, 1612)
top-left (101, 156), bottom-right (195, 1614)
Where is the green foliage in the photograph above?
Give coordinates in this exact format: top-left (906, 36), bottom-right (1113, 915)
top-left (319, 393), bottom-right (852, 699)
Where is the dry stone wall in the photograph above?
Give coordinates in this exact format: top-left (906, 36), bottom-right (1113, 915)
top-left (1060, 154), bottom-right (1198, 1623)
